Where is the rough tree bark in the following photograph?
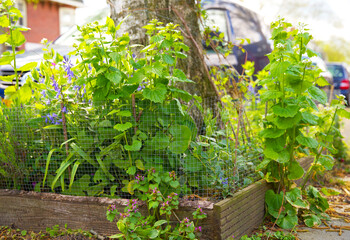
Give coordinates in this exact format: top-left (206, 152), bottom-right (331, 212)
top-left (107, 0), bottom-right (217, 102)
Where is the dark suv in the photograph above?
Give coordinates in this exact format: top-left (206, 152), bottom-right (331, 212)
top-left (326, 62), bottom-right (350, 105)
top-left (202, 0), bottom-right (271, 74)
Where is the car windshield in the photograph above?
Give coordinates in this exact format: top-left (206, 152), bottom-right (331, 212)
top-left (228, 5), bottom-right (263, 43)
top-left (205, 9), bottom-right (230, 42)
top-left (327, 65), bottom-right (345, 79)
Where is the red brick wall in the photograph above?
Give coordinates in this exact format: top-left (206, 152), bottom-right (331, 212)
top-left (23, 1), bottom-right (62, 44)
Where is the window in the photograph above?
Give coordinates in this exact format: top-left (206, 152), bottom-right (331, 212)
top-left (59, 7), bottom-right (75, 34)
top-left (14, 0), bottom-right (27, 27)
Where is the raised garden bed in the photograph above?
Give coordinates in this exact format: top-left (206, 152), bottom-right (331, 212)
top-left (0, 158), bottom-right (312, 239)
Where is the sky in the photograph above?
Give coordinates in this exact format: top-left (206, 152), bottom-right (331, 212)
top-left (76, 0), bottom-right (350, 42)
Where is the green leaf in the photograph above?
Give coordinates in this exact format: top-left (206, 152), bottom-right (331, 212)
top-left (114, 122), bottom-right (132, 131)
top-left (338, 108), bottom-right (350, 119)
top-left (170, 181), bottom-right (180, 188)
top-left (183, 155), bottom-right (203, 172)
top-left (69, 161), bottom-right (81, 191)
top-left (169, 125), bottom-right (192, 154)
top-left (124, 140), bottom-right (142, 151)
top-left (42, 148), bottom-right (57, 188)
top-left (272, 104), bottom-right (299, 117)
top-left (96, 155), bottom-right (115, 181)
top-left (7, 30), bottom-right (25, 46)
top-left (143, 84), bottom-right (167, 103)
top-left (51, 153), bottom-right (75, 191)
top-left (148, 229), bottom-right (159, 239)
top-left (301, 112), bottom-right (319, 125)
top-left (319, 155), bottom-right (334, 170)
top-left (70, 143), bottom-right (97, 167)
top-left (308, 86), bottom-right (327, 104)
top-left (316, 76), bottom-right (329, 87)
top-left (18, 62), bottom-right (37, 71)
top-left (287, 160), bottom-right (305, 180)
top-left (285, 188), bottom-right (309, 209)
top-left (321, 187), bottom-right (340, 196)
top-left (260, 90), bottom-right (283, 102)
top-left (265, 190), bottom-right (283, 218)
top-left (0, 75), bottom-right (16, 82)
top-left (135, 160), bottom-right (145, 170)
top-left (162, 54), bottom-right (175, 65)
top-left (127, 166), bottom-right (136, 175)
top-left (128, 70), bottom-right (145, 84)
top-left (117, 110), bottom-right (132, 117)
top-left (296, 135), bottom-right (318, 149)
top-left (277, 214), bottom-right (298, 229)
top-left (259, 128), bottom-right (285, 138)
top-left (304, 214), bottom-right (321, 227)
top-left (105, 69), bottom-right (123, 84)
top-left (274, 113), bottom-right (301, 129)
top-left (147, 132), bottom-right (170, 150)
top-left (109, 233), bottom-right (124, 239)
top-left (154, 220), bottom-right (167, 227)
top-left (0, 15), bottom-right (10, 27)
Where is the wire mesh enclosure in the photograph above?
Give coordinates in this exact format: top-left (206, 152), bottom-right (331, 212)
top-left (0, 97), bottom-right (262, 201)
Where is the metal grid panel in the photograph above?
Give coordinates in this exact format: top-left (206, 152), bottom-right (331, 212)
top-left (0, 98), bottom-right (262, 200)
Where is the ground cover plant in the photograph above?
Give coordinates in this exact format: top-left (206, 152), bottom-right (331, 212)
top-left (257, 18), bottom-right (350, 229)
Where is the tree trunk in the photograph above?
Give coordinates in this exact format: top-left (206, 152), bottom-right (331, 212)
top-left (108, 0), bottom-right (217, 100)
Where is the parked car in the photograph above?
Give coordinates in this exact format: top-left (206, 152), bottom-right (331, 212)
top-left (327, 62), bottom-right (350, 105)
top-left (309, 56), bottom-right (334, 100)
top-left (202, 0), bottom-right (272, 75)
top-left (0, 7), bottom-right (109, 99)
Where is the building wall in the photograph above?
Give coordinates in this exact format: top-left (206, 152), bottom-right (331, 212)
top-left (23, 1), bottom-right (74, 45)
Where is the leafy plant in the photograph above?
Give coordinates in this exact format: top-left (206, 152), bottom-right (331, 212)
top-left (258, 18), bottom-right (350, 229)
top-left (106, 169), bottom-right (206, 239)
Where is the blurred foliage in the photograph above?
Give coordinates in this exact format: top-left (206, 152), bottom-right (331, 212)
top-left (316, 37), bottom-right (350, 65)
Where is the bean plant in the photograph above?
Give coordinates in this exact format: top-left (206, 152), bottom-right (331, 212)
top-left (258, 18), bottom-right (350, 229)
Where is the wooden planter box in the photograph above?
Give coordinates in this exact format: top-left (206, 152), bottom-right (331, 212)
top-left (0, 158), bottom-right (313, 239)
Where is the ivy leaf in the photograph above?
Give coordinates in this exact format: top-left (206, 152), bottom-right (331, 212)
top-left (296, 135), bottom-right (318, 149)
top-left (287, 160), bottom-right (305, 180)
top-left (143, 84), bottom-right (167, 103)
top-left (114, 122), bottom-right (132, 132)
top-left (259, 128), bottom-right (285, 138)
top-left (272, 104), bottom-right (299, 117)
top-left (169, 125), bottom-right (192, 154)
top-left (124, 140), bottom-right (142, 151)
top-left (308, 86), bottom-right (327, 104)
